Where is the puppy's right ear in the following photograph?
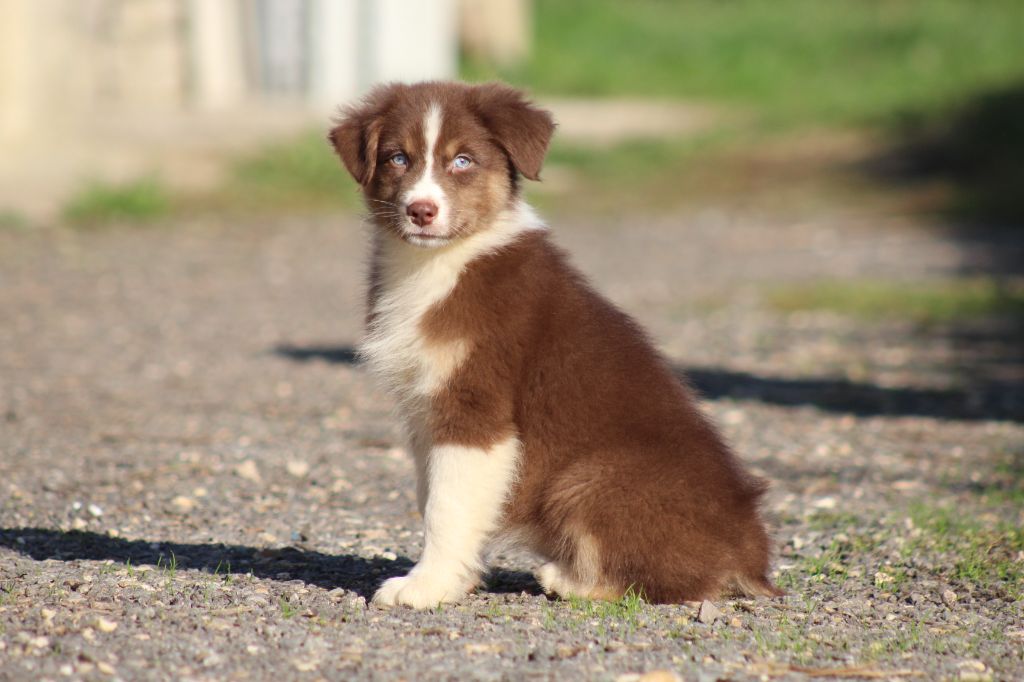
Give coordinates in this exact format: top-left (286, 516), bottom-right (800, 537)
top-left (328, 86), bottom-right (397, 187)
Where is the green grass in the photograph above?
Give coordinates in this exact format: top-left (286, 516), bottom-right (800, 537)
top-left (63, 178), bottom-right (170, 226)
top-left (59, 133), bottom-right (359, 227)
top-left (0, 209), bottom-right (29, 230)
top-left (905, 502), bottom-right (1024, 599)
top-left (566, 586), bottom-right (645, 629)
top-left (279, 596), bottom-right (297, 619)
top-left (767, 278), bottom-right (1024, 324)
top-left (466, 0), bottom-right (1024, 127)
top-left (217, 131), bottom-right (359, 212)
top-left (542, 587), bottom-right (648, 636)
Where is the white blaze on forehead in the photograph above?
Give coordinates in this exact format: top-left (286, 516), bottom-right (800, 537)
top-left (403, 102), bottom-right (446, 224)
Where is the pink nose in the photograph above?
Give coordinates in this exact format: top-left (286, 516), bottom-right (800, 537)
top-left (406, 200), bottom-right (438, 227)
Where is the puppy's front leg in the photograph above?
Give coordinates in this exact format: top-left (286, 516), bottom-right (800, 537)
top-left (372, 437), bottom-right (519, 608)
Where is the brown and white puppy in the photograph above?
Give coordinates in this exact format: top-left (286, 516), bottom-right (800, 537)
top-left (329, 81), bottom-right (781, 608)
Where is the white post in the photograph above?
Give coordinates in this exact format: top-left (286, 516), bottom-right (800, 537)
top-left (363, 0), bottom-right (457, 86)
top-left (308, 0), bottom-right (361, 110)
top-left (187, 0), bottom-right (248, 109)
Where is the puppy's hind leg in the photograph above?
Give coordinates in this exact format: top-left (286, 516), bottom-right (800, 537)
top-left (534, 532), bottom-right (624, 601)
top-left (373, 437), bottom-right (520, 609)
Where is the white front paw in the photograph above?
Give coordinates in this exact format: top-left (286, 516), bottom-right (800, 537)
top-left (371, 572), bottom-right (469, 609)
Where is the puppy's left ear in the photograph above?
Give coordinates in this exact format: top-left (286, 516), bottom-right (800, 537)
top-left (472, 83), bottom-right (555, 181)
top-left (328, 84), bottom-right (400, 186)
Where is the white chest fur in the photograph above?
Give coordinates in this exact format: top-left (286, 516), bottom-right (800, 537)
top-left (358, 202), bottom-right (546, 413)
top-left (359, 240), bottom-right (470, 406)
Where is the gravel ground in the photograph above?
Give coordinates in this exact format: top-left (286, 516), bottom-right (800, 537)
top-left (1, 207), bottom-right (1022, 681)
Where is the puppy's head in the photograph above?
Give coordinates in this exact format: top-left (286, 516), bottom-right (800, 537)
top-left (329, 81), bottom-right (554, 248)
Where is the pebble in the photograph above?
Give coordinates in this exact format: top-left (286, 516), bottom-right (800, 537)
top-left (171, 495), bottom-right (196, 512)
top-left (28, 636), bottom-right (49, 649)
top-left (942, 589), bottom-right (958, 606)
top-left (87, 504), bottom-right (103, 517)
top-left (235, 460), bottom-right (262, 483)
top-left (286, 460), bottom-right (310, 478)
top-left (697, 600), bottom-right (721, 625)
top-left (292, 658), bottom-right (318, 672)
top-left (616, 672), bottom-right (681, 682)
top-left (465, 642), bottom-right (505, 654)
top-left (95, 617), bottom-right (118, 633)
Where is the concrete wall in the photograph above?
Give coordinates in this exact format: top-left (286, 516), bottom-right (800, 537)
top-left (0, 0), bottom-right (468, 144)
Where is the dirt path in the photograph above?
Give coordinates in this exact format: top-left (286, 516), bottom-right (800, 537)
top-left (1, 207), bottom-right (1021, 681)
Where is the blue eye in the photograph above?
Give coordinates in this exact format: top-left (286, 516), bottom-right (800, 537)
top-left (389, 152), bottom-right (408, 167)
top-left (452, 155), bottom-right (473, 170)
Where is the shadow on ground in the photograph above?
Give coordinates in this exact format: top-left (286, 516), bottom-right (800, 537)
top-left (870, 80), bottom-right (1024, 233)
top-left (0, 528), bottom-right (542, 598)
top-left (273, 344), bottom-right (1022, 422)
top-left (0, 528), bottom-right (406, 600)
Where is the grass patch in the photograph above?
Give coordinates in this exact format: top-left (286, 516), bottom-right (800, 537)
top-left (63, 178), bottom-right (170, 226)
top-left (0, 208), bottom-right (29, 230)
top-left (566, 585), bottom-right (645, 629)
top-left (466, 0), bottom-right (1024, 127)
top-left (214, 131), bottom-right (359, 212)
top-left (766, 278), bottom-right (1024, 323)
top-left (905, 502), bottom-right (1024, 599)
top-left (279, 596), bottom-right (297, 619)
top-left (543, 587), bottom-right (648, 636)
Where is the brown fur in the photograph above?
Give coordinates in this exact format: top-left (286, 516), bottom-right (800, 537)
top-left (330, 81), bottom-right (781, 603)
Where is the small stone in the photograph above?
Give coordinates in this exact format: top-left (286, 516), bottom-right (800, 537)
top-left (171, 496), bottom-right (195, 512)
top-left (87, 504), bottom-right (103, 517)
top-left (957, 661), bottom-right (991, 681)
top-left (697, 600), bottom-right (721, 624)
top-left (380, 551), bottom-right (397, 561)
top-left (41, 608), bottom-right (56, 621)
top-left (638, 672), bottom-right (682, 682)
top-left (464, 642), bottom-right (504, 654)
top-left (235, 460), bottom-right (262, 483)
top-left (942, 589), bottom-right (958, 606)
top-left (71, 518), bottom-right (88, 530)
top-left (286, 460), bottom-right (309, 478)
top-left (246, 645), bottom-right (261, 655)
top-left (95, 617), bottom-right (118, 633)
top-left (729, 616), bottom-right (742, 628)
top-left (293, 658), bottom-right (318, 672)
top-left (59, 664), bottom-right (73, 676)
top-left (28, 636), bottom-right (50, 649)
top-left (96, 661), bottom-right (116, 675)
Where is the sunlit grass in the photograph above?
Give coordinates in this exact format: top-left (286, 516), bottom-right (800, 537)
top-left (466, 0), bottom-right (1024, 127)
top-left (63, 178), bottom-right (170, 226)
top-left (215, 131), bottom-right (360, 212)
top-left (767, 278), bottom-right (1024, 323)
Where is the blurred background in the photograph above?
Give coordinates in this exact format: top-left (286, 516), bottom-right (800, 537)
top-left (2, 0), bottom-right (1023, 420)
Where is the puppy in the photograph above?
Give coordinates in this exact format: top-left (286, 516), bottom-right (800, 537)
top-left (329, 81), bottom-right (781, 607)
